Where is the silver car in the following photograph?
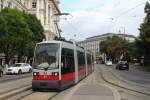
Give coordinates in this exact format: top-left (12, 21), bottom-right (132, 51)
top-left (6, 63), bottom-right (32, 74)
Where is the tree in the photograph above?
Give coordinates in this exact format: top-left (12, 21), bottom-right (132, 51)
top-left (18, 13), bottom-right (45, 62)
top-left (100, 35), bottom-right (139, 63)
top-left (100, 36), bottom-right (123, 62)
top-left (0, 8), bottom-right (32, 64)
top-left (139, 2), bottom-right (150, 64)
top-left (0, 8), bottom-right (45, 64)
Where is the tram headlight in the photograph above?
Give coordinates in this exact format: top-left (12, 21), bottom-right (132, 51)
top-left (33, 73), bottom-right (36, 76)
top-left (33, 72), bottom-right (39, 76)
top-left (52, 72), bottom-right (58, 76)
top-left (55, 72), bottom-right (58, 76)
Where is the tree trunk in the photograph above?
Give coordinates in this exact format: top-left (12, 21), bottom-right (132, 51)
top-left (17, 55), bottom-right (21, 63)
top-left (5, 55), bottom-right (10, 65)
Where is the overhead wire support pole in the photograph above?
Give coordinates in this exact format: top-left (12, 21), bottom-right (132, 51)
top-left (54, 13), bottom-right (70, 38)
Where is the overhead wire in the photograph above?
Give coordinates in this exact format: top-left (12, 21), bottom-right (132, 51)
top-left (113, 1), bottom-right (147, 20)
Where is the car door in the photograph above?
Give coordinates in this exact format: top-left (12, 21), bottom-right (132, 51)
top-left (22, 64), bottom-right (27, 73)
top-left (25, 64), bottom-right (30, 72)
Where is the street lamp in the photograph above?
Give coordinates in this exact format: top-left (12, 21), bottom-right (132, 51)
top-left (54, 12), bottom-right (71, 38)
top-left (55, 13), bottom-right (70, 16)
top-left (118, 26), bottom-right (126, 60)
top-left (118, 26), bottom-right (126, 40)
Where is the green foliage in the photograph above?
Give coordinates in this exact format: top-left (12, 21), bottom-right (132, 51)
top-left (139, 2), bottom-right (150, 64)
top-left (0, 8), bottom-right (45, 64)
top-left (23, 13), bottom-right (44, 42)
top-left (20, 12), bottom-right (45, 59)
top-left (100, 35), bottom-right (137, 62)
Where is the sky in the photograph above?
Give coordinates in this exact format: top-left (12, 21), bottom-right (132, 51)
top-left (59, 0), bottom-right (148, 41)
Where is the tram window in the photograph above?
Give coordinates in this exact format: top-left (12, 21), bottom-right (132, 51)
top-left (61, 48), bottom-right (75, 74)
top-left (92, 55), bottom-right (94, 66)
top-left (87, 54), bottom-right (92, 66)
top-left (77, 51), bottom-right (85, 69)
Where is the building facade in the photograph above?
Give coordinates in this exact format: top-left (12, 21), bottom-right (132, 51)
top-left (78, 33), bottom-right (136, 60)
top-left (26, 0), bottom-right (61, 40)
top-left (0, 0), bottom-right (61, 65)
top-left (0, 0), bottom-right (61, 40)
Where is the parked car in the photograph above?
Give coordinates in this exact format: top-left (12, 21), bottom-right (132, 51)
top-left (105, 60), bottom-right (112, 66)
top-left (0, 65), bottom-right (4, 77)
top-left (6, 63), bottom-right (32, 74)
top-left (116, 60), bottom-right (129, 70)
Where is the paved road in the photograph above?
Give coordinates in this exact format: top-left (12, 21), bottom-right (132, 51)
top-left (2, 64), bottom-right (150, 100)
top-left (0, 73), bottom-right (32, 83)
top-left (98, 64), bottom-right (150, 100)
top-left (109, 64), bottom-right (150, 86)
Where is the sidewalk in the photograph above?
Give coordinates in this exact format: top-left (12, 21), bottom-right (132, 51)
top-left (63, 83), bottom-right (115, 100)
top-left (53, 71), bottom-right (121, 100)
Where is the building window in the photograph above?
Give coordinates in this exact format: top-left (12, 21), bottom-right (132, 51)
top-left (48, 5), bottom-right (50, 24)
top-left (8, 1), bottom-right (12, 7)
top-left (0, 0), bottom-right (3, 9)
top-left (32, 0), bottom-right (37, 8)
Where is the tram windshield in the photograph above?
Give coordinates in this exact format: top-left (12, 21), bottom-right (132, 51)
top-left (34, 43), bottom-right (60, 70)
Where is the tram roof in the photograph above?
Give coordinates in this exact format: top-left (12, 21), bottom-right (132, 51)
top-left (37, 40), bottom-right (62, 44)
top-left (37, 40), bottom-right (92, 53)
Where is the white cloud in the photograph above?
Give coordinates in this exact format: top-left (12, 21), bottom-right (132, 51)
top-left (60, 0), bottom-right (146, 41)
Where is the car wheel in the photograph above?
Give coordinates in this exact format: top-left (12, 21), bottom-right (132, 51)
top-left (126, 67), bottom-right (129, 70)
top-left (29, 69), bottom-right (32, 73)
top-left (18, 70), bottom-right (22, 74)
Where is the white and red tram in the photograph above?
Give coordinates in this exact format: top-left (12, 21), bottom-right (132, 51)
top-left (32, 40), bottom-right (94, 90)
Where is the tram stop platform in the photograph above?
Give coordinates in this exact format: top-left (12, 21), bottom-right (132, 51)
top-left (53, 83), bottom-right (120, 100)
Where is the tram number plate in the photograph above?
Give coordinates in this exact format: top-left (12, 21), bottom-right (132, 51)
top-left (44, 71), bottom-right (47, 75)
top-left (40, 82), bottom-right (47, 86)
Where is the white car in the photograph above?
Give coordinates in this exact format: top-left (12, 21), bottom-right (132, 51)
top-left (6, 63), bottom-right (32, 74)
top-left (105, 61), bottom-right (113, 66)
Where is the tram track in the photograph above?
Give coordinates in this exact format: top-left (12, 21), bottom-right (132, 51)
top-left (48, 92), bottom-right (59, 100)
top-left (97, 65), bottom-right (150, 100)
top-left (0, 85), bottom-right (60, 100)
top-left (20, 91), bottom-right (59, 100)
top-left (108, 67), bottom-right (150, 89)
top-left (0, 84), bottom-right (32, 100)
top-left (0, 74), bottom-right (32, 84)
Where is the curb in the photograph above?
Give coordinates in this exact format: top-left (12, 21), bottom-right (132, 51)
top-left (97, 84), bottom-right (121, 100)
top-left (100, 66), bottom-right (150, 96)
top-left (109, 67), bottom-right (150, 89)
top-left (93, 70), bottom-right (121, 100)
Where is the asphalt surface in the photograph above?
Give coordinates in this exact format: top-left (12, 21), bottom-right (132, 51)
top-left (1, 64), bottom-right (150, 100)
top-left (0, 73), bottom-right (32, 83)
top-left (109, 64), bottom-right (150, 86)
top-left (99, 64), bottom-right (150, 100)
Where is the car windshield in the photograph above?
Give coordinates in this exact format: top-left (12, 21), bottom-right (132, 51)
top-left (12, 64), bottom-right (21, 67)
top-left (34, 43), bottom-right (60, 70)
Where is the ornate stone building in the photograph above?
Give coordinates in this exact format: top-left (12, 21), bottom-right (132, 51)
top-left (25, 0), bottom-right (61, 40)
top-left (0, 0), bottom-right (61, 40)
top-left (0, 0), bottom-right (61, 65)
